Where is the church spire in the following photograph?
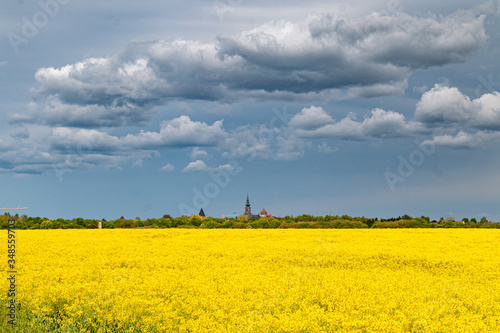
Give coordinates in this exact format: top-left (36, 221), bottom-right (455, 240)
top-left (245, 194), bottom-right (252, 219)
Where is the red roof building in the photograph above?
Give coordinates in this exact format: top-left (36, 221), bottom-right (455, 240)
top-left (244, 195), bottom-right (271, 218)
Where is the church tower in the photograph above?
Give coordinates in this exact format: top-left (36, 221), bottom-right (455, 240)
top-left (245, 194), bottom-right (252, 219)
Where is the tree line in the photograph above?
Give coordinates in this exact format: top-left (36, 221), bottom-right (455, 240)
top-left (1, 213), bottom-right (498, 230)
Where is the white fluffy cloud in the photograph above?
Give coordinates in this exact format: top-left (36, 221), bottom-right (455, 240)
top-left (161, 163), bottom-right (175, 172)
top-left (362, 108), bottom-right (425, 138)
top-left (474, 92), bottom-right (500, 128)
top-left (182, 160), bottom-right (209, 172)
top-left (422, 130), bottom-right (500, 149)
top-left (291, 107), bottom-right (423, 140)
top-left (289, 106), bottom-right (334, 130)
top-left (189, 147), bottom-right (210, 160)
top-left (182, 160), bottom-right (235, 172)
top-left (122, 116), bottom-right (226, 149)
top-left (415, 85), bottom-right (477, 125)
top-left (415, 84), bottom-right (500, 129)
top-left (32, 57), bottom-right (162, 106)
top-left (0, 128), bottom-right (146, 175)
top-left (49, 116), bottom-right (226, 153)
top-left (1, 115), bottom-right (226, 174)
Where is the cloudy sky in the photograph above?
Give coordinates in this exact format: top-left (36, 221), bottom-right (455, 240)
top-left (1, 0), bottom-right (500, 220)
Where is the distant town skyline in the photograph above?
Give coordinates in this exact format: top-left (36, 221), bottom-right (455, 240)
top-left (1, 0), bottom-right (500, 221)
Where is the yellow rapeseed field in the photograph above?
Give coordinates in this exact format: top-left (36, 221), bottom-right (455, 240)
top-left (1, 229), bottom-right (500, 332)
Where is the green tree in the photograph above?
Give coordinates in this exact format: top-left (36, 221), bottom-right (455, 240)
top-left (103, 220), bottom-right (115, 229)
top-left (16, 220), bottom-right (27, 229)
top-left (189, 215), bottom-right (203, 227)
top-left (462, 218), bottom-right (469, 223)
top-left (115, 219), bottom-right (133, 228)
top-left (480, 216), bottom-right (488, 223)
top-left (0, 215), bottom-right (9, 229)
top-left (470, 218), bottom-right (477, 223)
top-left (73, 217), bottom-right (84, 227)
top-left (83, 219), bottom-right (97, 228)
top-left (200, 218), bottom-right (218, 229)
top-left (157, 218), bottom-right (172, 228)
top-left (40, 220), bottom-right (53, 229)
top-left (172, 216), bottom-right (189, 227)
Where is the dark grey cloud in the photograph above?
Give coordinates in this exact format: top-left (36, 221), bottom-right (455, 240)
top-left (11, 8), bottom-right (488, 128)
top-left (349, 11), bottom-right (487, 68)
top-left (0, 134), bottom-right (66, 175)
top-left (13, 96), bottom-right (155, 128)
top-left (215, 9), bottom-right (486, 93)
